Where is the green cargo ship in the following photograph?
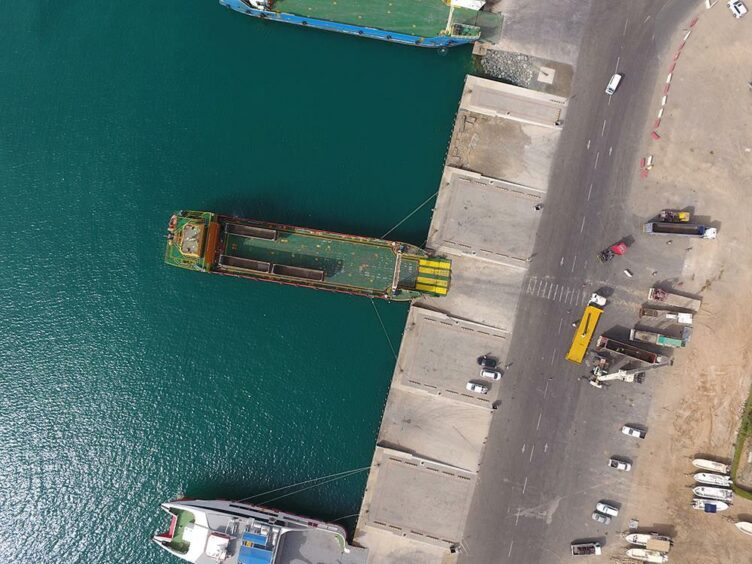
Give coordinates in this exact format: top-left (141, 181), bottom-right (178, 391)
top-left (220, 0), bottom-right (500, 48)
top-left (165, 211), bottom-right (451, 301)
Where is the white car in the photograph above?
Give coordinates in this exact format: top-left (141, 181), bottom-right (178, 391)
top-left (621, 425), bottom-right (647, 439)
top-left (608, 458), bottom-right (632, 472)
top-left (589, 293), bottom-right (607, 307)
top-left (605, 73), bottom-right (622, 95)
top-left (591, 512), bottom-right (611, 525)
top-left (595, 502), bottom-right (619, 517)
top-left (480, 368), bottom-right (502, 380)
top-left (728, 0), bottom-right (748, 18)
top-left (466, 381), bottom-right (489, 394)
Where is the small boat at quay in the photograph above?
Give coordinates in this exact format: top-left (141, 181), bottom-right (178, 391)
top-left (736, 521), bottom-right (752, 536)
top-left (626, 548), bottom-right (669, 563)
top-left (693, 472), bottom-right (733, 487)
top-left (625, 533), bottom-right (673, 547)
top-left (693, 486), bottom-right (733, 502)
top-left (692, 458), bottom-right (730, 474)
top-left (691, 497), bottom-right (729, 512)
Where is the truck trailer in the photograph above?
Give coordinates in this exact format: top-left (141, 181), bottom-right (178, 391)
top-left (642, 222), bottom-right (717, 239)
top-left (639, 307), bottom-right (693, 325)
top-left (647, 288), bottom-right (702, 311)
top-left (595, 336), bottom-right (666, 364)
top-left (630, 327), bottom-right (691, 348)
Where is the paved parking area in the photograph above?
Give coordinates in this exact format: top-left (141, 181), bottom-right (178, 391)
top-left (398, 307), bottom-right (508, 395)
top-left (460, 76), bottom-right (567, 127)
top-left (378, 389), bottom-right (492, 472)
top-left (357, 448), bottom-right (476, 548)
top-left (429, 168), bottom-right (542, 263)
top-left (421, 254), bottom-right (526, 332)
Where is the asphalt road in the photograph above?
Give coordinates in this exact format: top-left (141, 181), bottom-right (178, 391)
top-left (458, 1), bottom-right (697, 563)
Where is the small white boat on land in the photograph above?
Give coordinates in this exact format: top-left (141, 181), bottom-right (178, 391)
top-left (626, 548), bottom-right (669, 563)
top-left (694, 472), bottom-right (733, 487)
top-left (625, 533), bottom-right (673, 549)
top-left (626, 533), bottom-right (652, 546)
top-left (736, 521), bottom-right (752, 536)
top-left (691, 497), bottom-right (729, 512)
top-left (693, 486), bottom-right (733, 501)
top-left (692, 458), bottom-right (730, 473)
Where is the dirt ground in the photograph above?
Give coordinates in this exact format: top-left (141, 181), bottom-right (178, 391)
top-left (610, 3), bottom-right (752, 563)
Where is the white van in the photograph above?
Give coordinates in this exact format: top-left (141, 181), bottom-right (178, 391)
top-left (605, 73), bottom-right (622, 95)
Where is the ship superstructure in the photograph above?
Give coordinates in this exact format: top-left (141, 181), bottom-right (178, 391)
top-left (165, 210), bottom-right (451, 301)
top-left (153, 499), bottom-right (366, 563)
top-left (220, 0), bottom-right (500, 48)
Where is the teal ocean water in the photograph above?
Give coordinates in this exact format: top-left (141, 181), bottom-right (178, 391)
top-left (0, 2), bottom-right (469, 562)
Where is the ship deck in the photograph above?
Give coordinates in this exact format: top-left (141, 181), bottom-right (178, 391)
top-left (271, 0), bottom-right (484, 38)
top-left (223, 227), bottom-right (420, 293)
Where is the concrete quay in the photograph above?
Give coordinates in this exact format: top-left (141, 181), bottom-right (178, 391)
top-left (353, 76), bottom-right (567, 563)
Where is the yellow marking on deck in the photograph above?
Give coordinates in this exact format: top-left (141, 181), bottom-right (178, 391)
top-left (417, 276), bottom-right (448, 287)
top-left (415, 283), bottom-right (448, 295)
top-left (419, 259), bottom-right (451, 269)
top-left (418, 266), bottom-right (450, 277)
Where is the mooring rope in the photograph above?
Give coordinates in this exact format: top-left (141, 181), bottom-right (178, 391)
top-left (381, 191), bottom-right (438, 240)
top-left (370, 298), bottom-right (397, 360)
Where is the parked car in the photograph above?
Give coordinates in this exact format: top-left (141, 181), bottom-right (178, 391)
top-left (590, 293), bottom-right (607, 307)
top-left (608, 457), bottom-right (632, 472)
top-left (477, 355), bottom-right (498, 368)
top-left (621, 425), bottom-right (647, 439)
top-left (591, 512), bottom-right (611, 525)
top-left (727, 0), bottom-right (748, 18)
top-left (466, 381), bottom-right (489, 394)
top-left (480, 368), bottom-right (502, 380)
top-left (605, 73), bottom-right (623, 95)
top-left (595, 502), bottom-right (619, 517)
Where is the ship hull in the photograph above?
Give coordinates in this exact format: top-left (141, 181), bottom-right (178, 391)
top-left (220, 0), bottom-right (477, 48)
top-left (165, 211), bottom-right (451, 301)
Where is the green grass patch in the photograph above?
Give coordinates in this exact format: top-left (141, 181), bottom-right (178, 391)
top-left (731, 382), bottom-right (752, 500)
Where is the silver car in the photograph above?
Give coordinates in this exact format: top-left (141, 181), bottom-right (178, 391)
top-left (591, 512), bottom-right (611, 525)
top-left (621, 425), bottom-right (646, 439)
top-left (595, 502), bottom-right (619, 517)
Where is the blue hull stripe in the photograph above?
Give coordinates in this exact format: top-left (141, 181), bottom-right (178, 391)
top-left (219, 0), bottom-right (477, 48)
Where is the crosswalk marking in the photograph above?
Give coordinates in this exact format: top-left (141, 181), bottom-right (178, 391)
top-left (524, 276), bottom-right (589, 306)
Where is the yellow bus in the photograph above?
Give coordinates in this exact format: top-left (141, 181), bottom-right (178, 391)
top-left (565, 305), bottom-right (603, 364)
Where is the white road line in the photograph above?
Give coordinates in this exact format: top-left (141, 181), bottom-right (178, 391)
top-left (644, 15), bottom-right (651, 24)
top-left (586, 139), bottom-right (591, 150)
top-left (564, 287), bottom-right (572, 303)
top-left (581, 291), bottom-right (589, 305)
top-left (608, 95), bottom-right (612, 106)
top-left (594, 151), bottom-right (600, 170)
top-left (558, 318), bottom-right (563, 334)
top-left (522, 476), bottom-right (528, 495)
top-left (601, 119), bottom-right (607, 136)
top-left (514, 511), bottom-right (520, 526)
top-left (529, 445), bottom-right (535, 463)
top-left (535, 279), bottom-right (543, 294)
top-left (544, 442), bottom-right (549, 453)
top-left (571, 255), bottom-right (577, 273)
top-left (550, 348), bottom-right (557, 365)
top-left (526, 277), bottom-right (535, 293)
top-left (508, 540), bottom-right (514, 556)
top-left (587, 183), bottom-right (593, 201)
top-left (537, 281), bottom-right (547, 296)
top-left (537, 412), bottom-right (543, 430)
top-left (560, 256), bottom-right (565, 266)
top-left (624, 17), bottom-right (629, 36)
top-left (558, 285), bottom-right (565, 301)
top-left (615, 56), bottom-right (621, 73)
top-left (580, 216), bottom-right (586, 233)
top-left (521, 443), bottom-right (526, 453)
top-left (548, 283), bottom-right (555, 299)
top-left (609, 146), bottom-right (613, 156)
top-left (543, 380), bottom-right (549, 399)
